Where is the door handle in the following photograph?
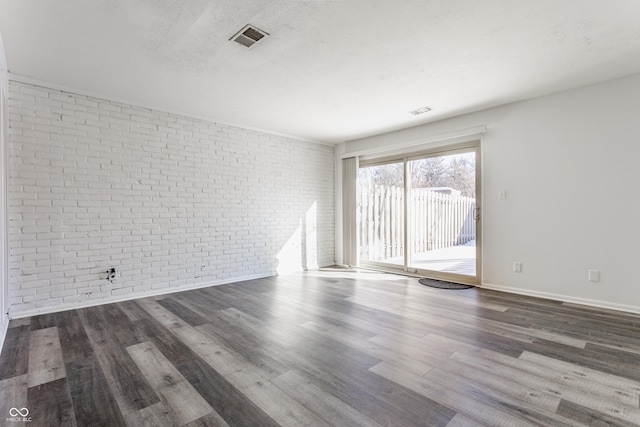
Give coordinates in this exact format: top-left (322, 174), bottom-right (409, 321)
top-left (473, 207), bottom-right (480, 220)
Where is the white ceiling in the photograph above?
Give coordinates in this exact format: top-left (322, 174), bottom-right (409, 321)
top-left (1, 1), bottom-right (640, 143)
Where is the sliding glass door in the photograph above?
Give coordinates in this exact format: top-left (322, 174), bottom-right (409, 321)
top-left (357, 160), bottom-right (405, 267)
top-left (357, 143), bottom-right (480, 284)
top-left (407, 150), bottom-right (478, 282)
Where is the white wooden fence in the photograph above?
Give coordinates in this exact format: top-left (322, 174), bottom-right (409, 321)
top-left (358, 185), bottom-right (475, 262)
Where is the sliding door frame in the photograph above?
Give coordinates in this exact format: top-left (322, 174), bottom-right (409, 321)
top-left (357, 140), bottom-right (481, 285)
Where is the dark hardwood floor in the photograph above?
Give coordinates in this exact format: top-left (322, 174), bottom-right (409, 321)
top-left (1, 267), bottom-right (640, 426)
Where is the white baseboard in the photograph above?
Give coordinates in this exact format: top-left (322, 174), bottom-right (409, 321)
top-left (481, 282), bottom-right (640, 315)
top-left (9, 272), bottom-right (277, 319)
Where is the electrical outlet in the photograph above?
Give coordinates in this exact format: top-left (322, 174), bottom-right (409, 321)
top-left (499, 190), bottom-right (507, 200)
top-left (588, 269), bottom-right (600, 282)
top-left (513, 262), bottom-right (522, 273)
top-left (107, 268), bottom-right (116, 282)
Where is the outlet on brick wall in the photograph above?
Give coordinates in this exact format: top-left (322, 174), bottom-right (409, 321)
top-left (7, 82), bottom-right (335, 315)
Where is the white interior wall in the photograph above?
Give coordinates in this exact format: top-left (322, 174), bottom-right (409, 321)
top-left (0, 34), bottom-right (8, 351)
top-left (7, 81), bottom-right (335, 318)
top-left (339, 72), bottom-right (640, 313)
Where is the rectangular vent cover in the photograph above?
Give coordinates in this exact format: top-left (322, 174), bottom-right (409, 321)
top-left (230, 24), bottom-right (269, 48)
top-left (410, 106), bottom-right (432, 115)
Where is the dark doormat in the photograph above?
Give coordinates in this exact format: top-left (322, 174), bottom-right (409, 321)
top-left (418, 278), bottom-right (474, 289)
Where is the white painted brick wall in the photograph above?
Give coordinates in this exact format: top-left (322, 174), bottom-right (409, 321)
top-left (7, 82), bottom-right (335, 315)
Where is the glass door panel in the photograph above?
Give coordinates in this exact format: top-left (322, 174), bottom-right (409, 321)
top-left (408, 151), bottom-right (477, 277)
top-left (357, 162), bottom-right (404, 267)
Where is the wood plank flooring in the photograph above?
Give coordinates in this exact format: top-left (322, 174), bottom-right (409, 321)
top-left (1, 267), bottom-right (640, 426)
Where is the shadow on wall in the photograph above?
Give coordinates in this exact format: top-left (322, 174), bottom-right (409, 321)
top-left (276, 201), bottom-right (318, 274)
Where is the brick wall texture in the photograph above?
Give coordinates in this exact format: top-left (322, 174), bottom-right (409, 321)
top-left (7, 81), bottom-right (335, 315)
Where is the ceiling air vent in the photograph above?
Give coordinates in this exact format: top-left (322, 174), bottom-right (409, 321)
top-left (410, 106), bottom-right (432, 115)
top-left (230, 24), bottom-right (269, 48)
